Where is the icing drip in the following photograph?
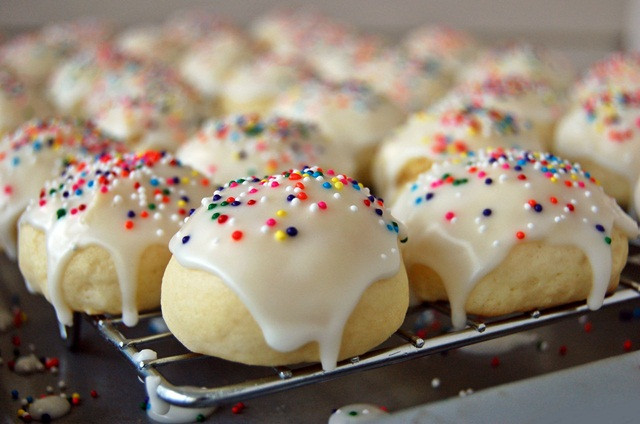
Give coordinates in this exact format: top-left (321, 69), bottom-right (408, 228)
top-left (391, 148), bottom-right (638, 328)
top-left (0, 118), bottom-right (120, 259)
top-left (170, 166), bottom-right (404, 370)
top-left (19, 151), bottom-right (212, 326)
top-left (134, 349), bottom-right (216, 423)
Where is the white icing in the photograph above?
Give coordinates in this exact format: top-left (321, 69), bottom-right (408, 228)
top-left (177, 114), bottom-right (354, 183)
top-left (554, 90), bottom-right (640, 192)
top-left (19, 151), bottom-right (212, 327)
top-left (169, 167), bottom-right (404, 370)
top-left (374, 105), bottom-right (543, 201)
top-left (179, 32), bottom-right (252, 98)
top-left (14, 353), bottom-right (45, 374)
top-left (391, 149), bottom-right (639, 328)
top-left (0, 119), bottom-right (115, 260)
top-left (328, 403), bottom-right (388, 423)
top-left (28, 395), bottom-right (71, 421)
top-left (461, 332), bottom-right (540, 355)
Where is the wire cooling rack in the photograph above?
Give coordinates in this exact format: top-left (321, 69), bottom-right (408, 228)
top-left (82, 250), bottom-right (640, 409)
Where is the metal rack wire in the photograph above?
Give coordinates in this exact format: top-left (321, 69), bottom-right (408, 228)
top-left (86, 254), bottom-right (640, 409)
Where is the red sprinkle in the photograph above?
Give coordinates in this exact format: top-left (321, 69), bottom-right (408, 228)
top-left (231, 231), bottom-right (243, 241)
top-left (124, 220), bottom-right (134, 230)
top-left (559, 345), bottom-right (568, 356)
top-left (90, 390), bottom-right (99, 398)
top-left (583, 322), bottom-right (593, 333)
top-left (490, 356), bottom-right (500, 368)
top-left (217, 215), bottom-right (228, 224)
top-left (516, 231), bottom-right (525, 240)
top-left (623, 339), bottom-right (632, 351)
top-left (445, 211), bottom-right (455, 221)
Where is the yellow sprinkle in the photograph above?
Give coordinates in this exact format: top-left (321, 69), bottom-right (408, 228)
top-left (177, 200), bottom-right (187, 207)
top-left (550, 177), bottom-right (557, 183)
top-left (17, 409), bottom-right (26, 417)
top-left (466, 126), bottom-right (479, 136)
top-left (274, 230), bottom-right (286, 241)
top-left (276, 209), bottom-right (287, 217)
top-left (331, 177), bottom-right (339, 183)
top-left (334, 181), bottom-right (344, 190)
top-left (191, 170), bottom-right (199, 176)
top-left (571, 174), bottom-right (578, 181)
top-left (358, 183), bottom-right (364, 189)
top-left (181, 177), bottom-right (190, 184)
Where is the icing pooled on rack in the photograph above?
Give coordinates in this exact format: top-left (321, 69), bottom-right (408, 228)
top-left (177, 114), bottom-right (354, 182)
top-left (170, 166), bottom-right (404, 370)
top-left (19, 151), bottom-right (213, 326)
top-left (0, 118), bottom-right (121, 260)
top-left (391, 148), bottom-right (638, 328)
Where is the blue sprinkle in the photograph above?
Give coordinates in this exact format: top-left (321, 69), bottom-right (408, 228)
top-left (231, 201), bottom-right (241, 206)
top-left (426, 192), bottom-right (434, 201)
top-left (374, 208), bottom-right (383, 216)
top-left (11, 157), bottom-right (20, 166)
top-left (410, 183), bottom-right (418, 192)
top-left (534, 204), bottom-right (543, 212)
top-left (485, 178), bottom-right (493, 185)
top-left (75, 189), bottom-right (83, 196)
top-left (287, 194), bottom-right (295, 201)
top-left (322, 182), bottom-right (331, 189)
top-left (127, 210), bottom-right (136, 218)
top-left (181, 235), bottom-right (190, 244)
top-left (286, 227), bottom-right (298, 237)
top-left (150, 178), bottom-right (159, 186)
top-left (482, 208), bottom-right (492, 217)
top-left (88, 180), bottom-right (94, 187)
top-left (415, 197), bottom-right (423, 205)
top-left (595, 224), bottom-right (605, 232)
top-left (189, 208), bottom-right (195, 216)
top-left (212, 194), bottom-right (222, 201)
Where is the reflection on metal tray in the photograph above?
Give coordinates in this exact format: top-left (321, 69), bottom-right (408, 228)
top-left (83, 251), bottom-right (640, 410)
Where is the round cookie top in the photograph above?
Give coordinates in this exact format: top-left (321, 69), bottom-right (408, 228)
top-left (572, 52), bottom-right (640, 103)
top-left (436, 75), bottom-right (567, 128)
top-left (374, 104), bottom-right (543, 199)
top-left (170, 166), bottom-right (405, 370)
top-left (0, 67), bottom-right (41, 136)
top-left (554, 88), bottom-right (640, 187)
top-left (0, 32), bottom-right (68, 86)
top-left (20, 150), bottom-right (213, 326)
top-left (402, 25), bottom-right (479, 71)
top-left (0, 118), bottom-right (121, 259)
top-left (86, 58), bottom-right (201, 151)
top-left (391, 148), bottom-right (638, 328)
top-left (317, 80), bottom-right (406, 150)
top-left (177, 114), bottom-right (353, 183)
top-left (356, 49), bottom-right (453, 112)
top-left (459, 43), bottom-right (576, 90)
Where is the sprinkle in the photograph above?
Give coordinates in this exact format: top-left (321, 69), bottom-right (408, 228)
top-left (276, 209), bottom-right (287, 217)
top-left (445, 211), bottom-right (455, 221)
top-left (274, 230), bottom-right (286, 241)
top-left (317, 201), bottom-right (327, 210)
top-left (181, 235), bottom-right (190, 244)
top-left (286, 227), bottom-right (298, 237)
top-left (516, 231), bottom-right (525, 240)
top-left (482, 208), bottom-right (492, 217)
top-left (125, 220), bottom-right (134, 230)
top-left (231, 231), bottom-right (243, 241)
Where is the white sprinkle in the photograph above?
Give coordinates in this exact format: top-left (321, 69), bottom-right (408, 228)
top-left (381, 254), bottom-right (387, 260)
top-left (478, 225), bottom-right (487, 233)
top-left (333, 193), bottom-right (341, 199)
top-left (378, 219), bottom-right (385, 226)
top-left (450, 217), bottom-right (458, 224)
top-left (455, 191), bottom-right (462, 198)
top-left (291, 198), bottom-right (300, 206)
top-left (201, 198), bottom-right (208, 206)
top-left (585, 191), bottom-right (591, 198)
top-left (492, 240), bottom-right (500, 247)
top-left (583, 218), bottom-right (588, 224)
top-left (524, 203), bottom-right (531, 210)
top-left (527, 222), bottom-right (534, 230)
top-left (350, 205), bottom-right (358, 212)
top-left (391, 248), bottom-right (397, 254)
top-left (154, 212), bottom-right (161, 220)
top-left (285, 185), bottom-right (293, 192)
top-left (261, 196), bottom-right (268, 203)
top-left (294, 187), bottom-right (302, 193)
top-left (158, 203), bottom-right (166, 211)
top-left (474, 217), bottom-right (481, 224)
top-left (212, 237), bottom-right (220, 245)
top-left (155, 229), bottom-right (164, 237)
top-left (499, 174), bottom-right (508, 182)
top-left (554, 216), bottom-right (562, 223)
top-left (591, 206), bottom-right (598, 213)
top-left (524, 182), bottom-right (531, 189)
top-left (170, 214), bottom-right (179, 222)
top-left (309, 203), bottom-right (319, 212)
top-left (431, 378), bottom-right (441, 388)
top-left (261, 225), bottom-right (269, 233)
top-left (130, 193), bottom-right (137, 200)
top-left (113, 195), bottom-right (123, 204)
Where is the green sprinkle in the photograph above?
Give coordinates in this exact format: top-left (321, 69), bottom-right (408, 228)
top-left (220, 201), bottom-right (229, 206)
top-left (148, 203), bottom-right (156, 210)
top-left (604, 236), bottom-right (612, 245)
top-left (207, 203), bottom-right (217, 210)
top-left (56, 208), bottom-right (66, 219)
top-left (212, 212), bottom-right (220, 220)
